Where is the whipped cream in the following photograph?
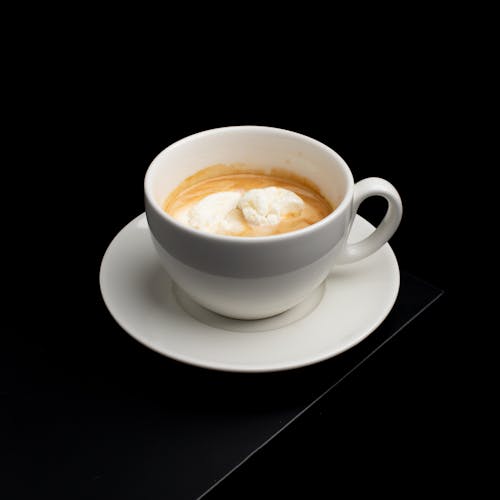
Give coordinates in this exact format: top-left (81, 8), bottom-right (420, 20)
top-left (177, 187), bottom-right (304, 235)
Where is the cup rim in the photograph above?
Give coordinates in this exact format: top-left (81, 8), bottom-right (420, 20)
top-left (144, 125), bottom-right (354, 244)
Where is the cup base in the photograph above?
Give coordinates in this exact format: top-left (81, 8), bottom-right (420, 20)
top-left (173, 283), bottom-right (326, 333)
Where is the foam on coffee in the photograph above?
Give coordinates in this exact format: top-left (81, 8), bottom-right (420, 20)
top-left (163, 165), bottom-right (334, 237)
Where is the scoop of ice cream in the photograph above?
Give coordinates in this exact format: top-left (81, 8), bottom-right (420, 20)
top-left (175, 187), bottom-right (305, 235)
top-left (238, 187), bottom-right (304, 226)
top-left (187, 191), bottom-right (244, 234)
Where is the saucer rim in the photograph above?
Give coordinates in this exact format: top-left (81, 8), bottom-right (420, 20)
top-left (99, 213), bottom-right (400, 373)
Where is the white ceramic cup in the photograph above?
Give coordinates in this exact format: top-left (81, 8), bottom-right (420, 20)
top-left (145, 126), bottom-right (402, 319)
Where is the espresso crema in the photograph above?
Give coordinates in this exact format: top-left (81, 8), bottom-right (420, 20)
top-left (163, 165), bottom-right (333, 237)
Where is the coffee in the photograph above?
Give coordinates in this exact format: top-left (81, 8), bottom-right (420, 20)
top-left (163, 165), bottom-right (333, 236)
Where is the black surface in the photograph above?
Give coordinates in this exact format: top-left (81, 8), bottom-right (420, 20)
top-left (4, 268), bottom-right (441, 499)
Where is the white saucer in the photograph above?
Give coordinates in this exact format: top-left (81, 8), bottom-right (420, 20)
top-left (99, 214), bottom-right (400, 372)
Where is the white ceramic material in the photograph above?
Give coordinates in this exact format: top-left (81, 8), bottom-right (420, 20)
top-left (99, 214), bottom-right (400, 373)
top-left (144, 126), bottom-right (402, 319)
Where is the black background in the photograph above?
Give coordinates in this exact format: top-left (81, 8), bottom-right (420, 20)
top-left (5, 23), bottom-right (467, 498)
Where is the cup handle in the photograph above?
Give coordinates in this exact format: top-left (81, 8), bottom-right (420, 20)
top-left (338, 177), bottom-right (403, 264)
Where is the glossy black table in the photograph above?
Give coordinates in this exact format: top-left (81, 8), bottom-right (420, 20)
top-left (3, 268), bottom-right (441, 499)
